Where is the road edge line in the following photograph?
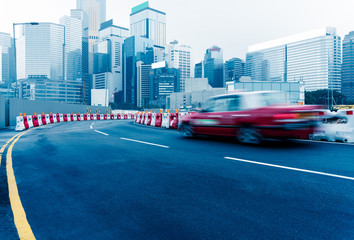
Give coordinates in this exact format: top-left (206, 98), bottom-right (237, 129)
top-left (6, 130), bottom-right (36, 240)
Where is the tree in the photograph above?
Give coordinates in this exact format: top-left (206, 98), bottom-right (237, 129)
top-left (305, 90), bottom-right (347, 105)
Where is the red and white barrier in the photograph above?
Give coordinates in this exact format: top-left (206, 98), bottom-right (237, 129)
top-left (311, 109), bottom-right (354, 143)
top-left (161, 113), bottom-right (170, 128)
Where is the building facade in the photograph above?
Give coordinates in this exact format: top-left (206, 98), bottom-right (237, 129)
top-left (150, 62), bottom-right (180, 107)
top-left (92, 20), bottom-right (129, 104)
top-left (194, 61), bottom-right (204, 78)
top-left (130, 1), bottom-right (166, 48)
top-left (165, 40), bottom-right (192, 92)
top-left (0, 32), bottom-right (13, 84)
top-left (246, 27), bottom-right (342, 91)
top-left (204, 46), bottom-right (224, 88)
top-left (123, 36), bottom-right (154, 106)
top-left (342, 31), bottom-right (354, 102)
top-left (136, 61), bottom-right (152, 107)
top-left (60, 14), bottom-right (83, 81)
top-left (19, 75), bottom-right (82, 103)
top-left (224, 57), bottom-right (244, 83)
top-left (16, 23), bottom-right (65, 82)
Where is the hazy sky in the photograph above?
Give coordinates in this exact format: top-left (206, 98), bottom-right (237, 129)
top-left (1, 0), bottom-right (353, 62)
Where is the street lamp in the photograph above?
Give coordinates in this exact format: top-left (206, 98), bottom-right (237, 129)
top-left (13, 22), bottom-right (39, 98)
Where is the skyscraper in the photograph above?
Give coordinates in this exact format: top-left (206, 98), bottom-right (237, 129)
top-left (76, 0), bottom-right (106, 33)
top-left (123, 36), bottom-right (154, 106)
top-left (92, 20), bottom-right (129, 103)
top-left (130, 1), bottom-right (166, 48)
top-left (204, 46), bottom-right (224, 88)
top-left (0, 32), bottom-right (12, 84)
top-left (165, 40), bottom-right (193, 92)
top-left (60, 14), bottom-right (83, 81)
top-left (16, 23), bottom-right (64, 81)
top-left (224, 58), bottom-right (244, 82)
top-left (76, 0), bottom-right (106, 74)
top-left (342, 31), bottom-right (354, 103)
top-left (246, 27), bottom-right (342, 91)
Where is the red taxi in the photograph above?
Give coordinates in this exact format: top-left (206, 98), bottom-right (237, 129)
top-left (178, 91), bottom-right (322, 144)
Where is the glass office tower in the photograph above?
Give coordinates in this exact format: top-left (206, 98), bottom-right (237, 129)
top-left (204, 46), bottom-right (224, 88)
top-left (246, 27), bottom-right (341, 91)
top-left (16, 23), bottom-right (64, 81)
top-left (130, 1), bottom-right (166, 48)
top-left (342, 31), bottom-right (354, 102)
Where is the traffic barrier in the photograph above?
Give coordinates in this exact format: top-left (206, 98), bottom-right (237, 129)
top-left (146, 113), bottom-right (152, 126)
top-left (143, 113), bottom-right (148, 125)
top-left (151, 113), bottom-right (156, 126)
top-left (104, 114), bottom-right (108, 120)
top-left (124, 114), bottom-right (128, 120)
top-left (32, 114), bottom-right (39, 127)
top-left (96, 114), bottom-right (101, 120)
top-left (90, 114), bottom-right (94, 120)
top-left (38, 115), bottom-right (43, 126)
top-left (60, 114), bottom-right (64, 122)
top-left (63, 114), bottom-right (68, 122)
top-left (84, 114), bottom-right (88, 121)
top-left (110, 114), bottom-right (115, 120)
top-left (41, 114), bottom-right (47, 125)
top-left (15, 116), bottom-right (27, 131)
top-left (77, 114), bottom-right (81, 121)
top-left (155, 113), bottom-right (162, 127)
top-left (73, 114), bottom-right (77, 121)
top-left (27, 115), bottom-right (34, 128)
top-left (161, 113), bottom-right (170, 128)
top-left (100, 114), bottom-right (104, 120)
top-left (49, 114), bottom-right (54, 124)
top-left (311, 109), bottom-right (354, 143)
top-left (169, 113), bottom-right (179, 129)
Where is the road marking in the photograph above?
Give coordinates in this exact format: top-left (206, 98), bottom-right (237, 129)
top-left (94, 130), bottom-right (109, 136)
top-left (90, 122), bottom-right (95, 129)
top-left (225, 157), bottom-right (354, 181)
top-left (7, 130), bottom-right (36, 240)
top-left (0, 133), bottom-right (22, 167)
top-left (120, 137), bottom-right (170, 148)
top-left (296, 139), bottom-right (354, 146)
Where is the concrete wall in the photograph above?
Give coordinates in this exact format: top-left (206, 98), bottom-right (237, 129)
top-left (0, 96), bottom-right (5, 128)
top-left (9, 98), bottom-right (110, 126)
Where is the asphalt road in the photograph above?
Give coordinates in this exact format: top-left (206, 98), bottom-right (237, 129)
top-left (0, 120), bottom-right (354, 240)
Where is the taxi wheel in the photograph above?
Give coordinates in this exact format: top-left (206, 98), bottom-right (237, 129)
top-left (179, 124), bottom-right (195, 138)
top-left (237, 127), bottom-right (262, 145)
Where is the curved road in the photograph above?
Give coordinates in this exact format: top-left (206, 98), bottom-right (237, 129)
top-left (1, 120), bottom-right (354, 239)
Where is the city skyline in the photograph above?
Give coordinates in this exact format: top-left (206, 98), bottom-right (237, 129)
top-left (0, 0), bottom-right (353, 62)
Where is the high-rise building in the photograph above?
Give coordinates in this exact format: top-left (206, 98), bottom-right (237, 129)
top-left (194, 61), bottom-right (204, 78)
top-left (76, 0), bottom-right (105, 33)
top-left (224, 58), bottom-right (244, 82)
top-left (130, 1), bottom-right (166, 48)
top-left (123, 36), bottom-right (154, 106)
top-left (246, 27), bottom-right (342, 91)
top-left (150, 61), bottom-right (180, 107)
top-left (342, 31), bottom-right (354, 102)
top-left (92, 20), bottom-right (129, 104)
top-left (136, 61), bottom-right (152, 107)
top-left (204, 46), bottom-right (224, 88)
top-left (0, 32), bottom-right (12, 84)
top-left (165, 40), bottom-right (193, 92)
top-left (76, 0), bottom-right (106, 74)
top-left (60, 14), bottom-right (83, 81)
top-left (16, 23), bottom-right (64, 82)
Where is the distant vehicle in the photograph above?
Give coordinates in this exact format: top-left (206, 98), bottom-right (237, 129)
top-left (178, 91), bottom-right (322, 144)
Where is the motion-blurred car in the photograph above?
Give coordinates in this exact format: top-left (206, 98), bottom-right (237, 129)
top-left (178, 91), bottom-right (322, 144)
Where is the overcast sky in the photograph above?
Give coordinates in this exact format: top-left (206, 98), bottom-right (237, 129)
top-left (1, 0), bottom-right (353, 62)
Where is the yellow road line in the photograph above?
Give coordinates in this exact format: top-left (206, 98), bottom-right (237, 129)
top-left (0, 132), bottom-right (22, 167)
top-left (6, 129), bottom-right (36, 240)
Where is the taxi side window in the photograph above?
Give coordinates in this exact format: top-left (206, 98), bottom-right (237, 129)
top-left (210, 98), bottom-right (229, 112)
top-left (228, 97), bottom-right (240, 111)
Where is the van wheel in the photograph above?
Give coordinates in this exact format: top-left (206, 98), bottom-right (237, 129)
top-left (237, 127), bottom-right (262, 145)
